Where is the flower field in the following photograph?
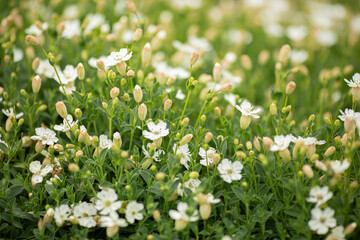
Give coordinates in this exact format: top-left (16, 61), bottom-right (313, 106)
top-left (1, 0), bottom-right (360, 239)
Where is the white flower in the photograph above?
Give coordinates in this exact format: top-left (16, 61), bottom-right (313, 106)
top-left (46, 175), bottom-right (61, 185)
top-left (286, 25), bottom-right (308, 41)
top-left (125, 201), bottom-right (144, 224)
top-left (25, 24), bottom-right (43, 36)
top-left (99, 135), bottom-right (113, 149)
top-left (54, 204), bottom-right (71, 226)
top-left (2, 107), bottom-right (23, 119)
top-left (142, 143), bottom-right (165, 162)
top-left (270, 135), bottom-right (295, 152)
top-left (54, 114), bottom-right (78, 132)
top-left (84, 13), bottom-right (106, 34)
top-left (143, 121), bottom-right (169, 140)
top-left (338, 108), bottom-right (358, 122)
top-left (31, 127), bottom-right (59, 145)
top-left (222, 71), bottom-right (242, 87)
top-left (169, 202), bottom-right (199, 222)
top-left (100, 211), bottom-right (128, 227)
top-left (62, 20), bottom-right (81, 39)
top-left (54, 65), bottom-right (77, 85)
top-left (74, 202), bottom-right (97, 228)
top-left (199, 147), bottom-right (217, 167)
top-left (224, 93), bottom-right (237, 106)
top-left (290, 49), bottom-right (308, 64)
top-left (217, 159), bottom-right (243, 183)
top-left (36, 59), bottom-right (55, 78)
top-left (295, 136), bottom-right (326, 146)
top-left (29, 161), bottom-right (53, 185)
top-left (344, 73), bottom-right (360, 88)
top-left (95, 189), bottom-right (122, 215)
top-left (315, 29), bottom-right (338, 47)
top-left (330, 160), bottom-right (350, 174)
top-left (307, 186), bottom-right (333, 207)
top-left (176, 89), bottom-right (186, 100)
top-left (235, 100), bottom-right (261, 118)
top-left (106, 48), bottom-right (132, 67)
top-left (331, 226), bottom-right (345, 240)
top-left (177, 178), bottom-right (201, 196)
top-left (173, 144), bottom-right (191, 169)
top-left (13, 47), bottom-right (24, 62)
top-left (308, 207), bottom-right (336, 235)
top-left (59, 84), bottom-right (76, 95)
top-left (154, 62), bottom-right (190, 79)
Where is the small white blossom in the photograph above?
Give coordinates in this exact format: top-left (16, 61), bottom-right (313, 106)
top-left (169, 202), bottom-right (199, 222)
top-left (143, 121), bottom-right (169, 140)
top-left (74, 202), bottom-right (97, 228)
top-left (29, 161), bottom-right (53, 185)
top-left (235, 100), bottom-right (261, 118)
top-left (308, 207), bottom-right (336, 235)
top-left (84, 13), bottom-right (106, 35)
top-left (36, 59), bottom-right (55, 78)
top-left (106, 48), bottom-right (132, 67)
top-left (54, 204), bottom-right (71, 226)
top-left (175, 89), bottom-right (186, 100)
top-left (125, 201), bottom-right (144, 224)
top-left (88, 56), bottom-right (109, 70)
top-left (217, 159), bottom-right (243, 183)
top-left (338, 108), bottom-right (358, 122)
top-left (344, 73), bottom-right (360, 88)
top-left (54, 114), bottom-right (78, 132)
top-left (2, 107), bottom-right (23, 119)
top-left (13, 47), bottom-right (24, 62)
top-left (330, 160), bottom-right (350, 174)
top-left (307, 186), bottom-right (333, 207)
top-left (31, 127), bottom-right (59, 145)
top-left (100, 211), bottom-right (128, 227)
top-left (99, 135), bottom-right (113, 149)
top-left (199, 147), bottom-right (217, 167)
top-left (295, 136), bottom-right (326, 146)
top-left (95, 189), bottom-right (122, 215)
top-left (270, 135), bottom-right (295, 152)
top-left (62, 20), bottom-right (81, 39)
top-left (173, 144), bottom-right (191, 169)
top-left (194, 193), bottom-right (221, 204)
top-left (54, 65), bottom-right (77, 85)
top-left (177, 178), bottom-right (201, 196)
top-left (142, 143), bottom-right (165, 162)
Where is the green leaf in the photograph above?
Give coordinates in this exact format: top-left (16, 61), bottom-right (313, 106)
top-left (5, 185), bottom-right (24, 199)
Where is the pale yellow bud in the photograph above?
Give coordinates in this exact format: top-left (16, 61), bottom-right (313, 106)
top-left (175, 219), bottom-right (188, 231)
top-left (214, 107), bottom-right (221, 117)
top-left (141, 43), bottom-right (151, 67)
top-left (220, 82), bottom-right (232, 92)
top-left (213, 62), bottom-right (222, 82)
top-left (32, 75), bottom-right (41, 94)
top-left (110, 87), bottom-right (120, 99)
top-left (344, 222), bottom-right (357, 235)
top-left (200, 203), bottom-right (211, 220)
top-left (113, 132), bottom-right (122, 149)
top-left (164, 99), bottom-right (172, 111)
top-left (189, 171), bottom-right (199, 179)
top-left (106, 226), bottom-right (119, 238)
top-left (127, 70), bottom-right (135, 77)
top-left (190, 51), bottom-right (199, 66)
top-left (68, 163), bottom-right (80, 173)
top-left (126, 1), bottom-right (136, 12)
top-left (240, 115), bottom-right (251, 130)
top-left (324, 146), bottom-right (335, 157)
top-left (179, 134), bottom-right (193, 145)
top-left (246, 141), bottom-right (252, 150)
top-left (25, 35), bottom-right (38, 45)
top-left (77, 63), bottom-right (85, 80)
top-left (279, 44), bottom-right (291, 64)
top-left (138, 103), bottom-right (147, 121)
top-left (132, 28), bottom-right (143, 42)
top-left (205, 132), bottom-right (213, 143)
top-left (153, 210), bottom-right (161, 222)
top-left (285, 81), bottom-right (296, 95)
top-left (78, 131), bottom-right (91, 145)
top-left (35, 141), bottom-right (45, 153)
top-left (55, 101), bottom-right (68, 118)
top-left (116, 61), bottom-right (127, 75)
top-left (253, 137), bottom-right (261, 151)
top-left (302, 164), bottom-right (314, 178)
top-left (32, 57), bottom-right (40, 71)
top-left (279, 149), bottom-right (291, 162)
top-left (270, 103), bottom-right (277, 115)
top-left (96, 60), bottom-right (105, 71)
top-left (155, 172), bottom-right (165, 181)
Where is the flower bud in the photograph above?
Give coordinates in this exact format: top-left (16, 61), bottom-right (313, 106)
top-left (179, 134), bottom-right (193, 145)
top-left (324, 146), bottom-right (335, 157)
top-left (54, 144), bottom-right (63, 152)
top-left (138, 103), bottom-right (147, 121)
top-left (76, 150), bottom-right (83, 158)
top-left (155, 172), bottom-right (165, 181)
top-left (25, 35), bottom-right (38, 45)
top-left (22, 136), bottom-right (33, 147)
top-left (279, 44), bottom-right (291, 64)
top-left (102, 102), bottom-right (108, 109)
top-left (241, 55), bottom-right (252, 70)
top-left (141, 43), bottom-right (151, 67)
top-left (212, 153), bottom-right (221, 165)
top-left (200, 203), bottom-right (211, 220)
top-left (205, 132), bottom-right (213, 143)
top-left (175, 219), bottom-right (188, 231)
top-left (132, 28), bottom-right (143, 42)
top-left (164, 99), bottom-right (172, 111)
top-left (113, 132), bottom-right (122, 149)
top-left (32, 57), bottom-right (40, 71)
top-left (181, 117), bottom-right (189, 126)
top-left (55, 101), bottom-right (68, 118)
top-left (107, 226), bottom-right (119, 238)
top-left (153, 210), bottom-right (161, 222)
top-left (213, 62), bottom-right (222, 82)
top-left (127, 70), bottom-right (135, 77)
top-left (110, 87), bottom-right (120, 99)
top-left (220, 82), bottom-right (232, 92)
top-left (190, 51), bottom-right (199, 66)
top-left (32, 75), bottom-right (42, 94)
top-left (116, 61), bottom-right (127, 75)
top-left (214, 107), bottom-right (221, 117)
top-left (123, 93), bottom-right (130, 101)
top-left (74, 108), bottom-right (82, 118)
top-left (126, 1), bottom-right (137, 12)
top-left (44, 208), bottom-right (54, 223)
top-left (77, 63), bottom-right (85, 80)
top-left (96, 60), bottom-right (105, 71)
top-left (68, 163), bottom-right (80, 173)
top-left (344, 222), bottom-right (357, 235)
top-left (344, 117), bottom-right (356, 133)
top-left (253, 137), bottom-right (261, 151)
top-left (270, 103), bottom-right (277, 115)
top-left (240, 115), bottom-right (251, 130)
top-left (302, 164), bottom-right (314, 178)
top-left (78, 131), bottom-right (91, 145)
top-left (246, 141), bottom-right (252, 150)
top-left (189, 171), bottom-right (199, 179)
top-left (279, 149), bottom-right (291, 162)
top-left (285, 81), bottom-right (296, 95)
top-left (35, 141), bottom-right (45, 153)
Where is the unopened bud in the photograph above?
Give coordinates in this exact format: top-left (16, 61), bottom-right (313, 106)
top-left (253, 137), bottom-right (261, 151)
top-left (76, 150), bottom-right (83, 158)
top-left (205, 132), bottom-right (213, 143)
top-left (286, 81), bottom-right (296, 95)
top-left (213, 62), bottom-right (221, 82)
top-left (179, 134), bottom-right (193, 145)
top-left (155, 172), bottom-right (165, 181)
top-left (55, 101), bottom-right (68, 118)
top-left (220, 82), bottom-right (232, 92)
top-left (116, 61), bottom-right (127, 76)
top-left (302, 164), bottom-right (314, 178)
top-left (35, 141), bottom-right (45, 153)
top-left (32, 75), bottom-right (41, 94)
top-left (241, 55), bottom-right (252, 70)
top-left (126, 1), bottom-right (137, 13)
top-left (68, 163), bottom-right (80, 173)
top-left (25, 35), bottom-right (38, 45)
top-left (344, 222), bottom-right (357, 235)
top-left (240, 115), bottom-right (251, 130)
top-left (138, 103), bottom-right (147, 121)
top-left (153, 210), bottom-right (161, 222)
top-left (74, 108), bottom-right (82, 118)
top-left (189, 171), bottom-right (199, 179)
top-left (279, 44), bottom-right (291, 64)
top-left (324, 146), bottom-right (335, 157)
top-left (127, 70), bottom-right (135, 77)
top-left (213, 153), bottom-right (221, 164)
top-left (190, 51), bottom-right (199, 66)
top-left (141, 43), bottom-right (151, 67)
top-left (96, 60), bottom-right (105, 71)
top-left (32, 57), bottom-right (40, 71)
top-left (164, 99), bottom-right (172, 111)
top-left (110, 87), bottom-right (120, 99)
top-left (77, 63), bottom-right (85, 80)
top-left (132, 28), bottom-right (143, 42)
top-left (214, 107), bottom-right (221, 117)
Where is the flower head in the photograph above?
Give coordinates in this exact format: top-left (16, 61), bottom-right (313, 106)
top-left (270, 134), bottom-right (295, 152)
top-left (307, 186), bottom-right (333, 207)
top-left (217, 159), bottom-right (243, 183)
top-left (125, 201), bottom-right (144, 224)
top-left (143, 121), bottom-right (169, 140)
top-left (106, 48), bottom-right (132, 67)
top-left (173, 143), bottom-right (191, 169)
top-left (95, 189), bottom-right (122, 215)
top-left (177, 178), bottom-right (201, 196)
top-left (31, 127), bottom-right (58, 145)
top-left (99, 135), bottom-right (113, 149)
top-left (308, 207), bottom-right (336, 235)
top-left (142, 143), bottom-right (165, 162)
top-left (54, 114), bottom-right (78, 132)
top-left (338, 108), bottom-right (358, 122)
top-left (169, 202), bottom-right (199, 222)
top-left (29, 160), bottom-right (53, 185)
top-left (54, 204), bottom-right (71, 226)
top-left (100, 211), bottom-right (128, 227)
top-left (199, 147), bottom-right (217, 166)
top-left (235, 100), bottom-right (261, 118)
top-left (344, 73), bottom-right (360, 88)
top-left (2, 107), bottom-right (23, 119)
top-left (54, 65), bottom-right (78, 85)
top-left (74, 202), bottom-right (97, 228)
top-left (330, 160), bottom-right (350, 174)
